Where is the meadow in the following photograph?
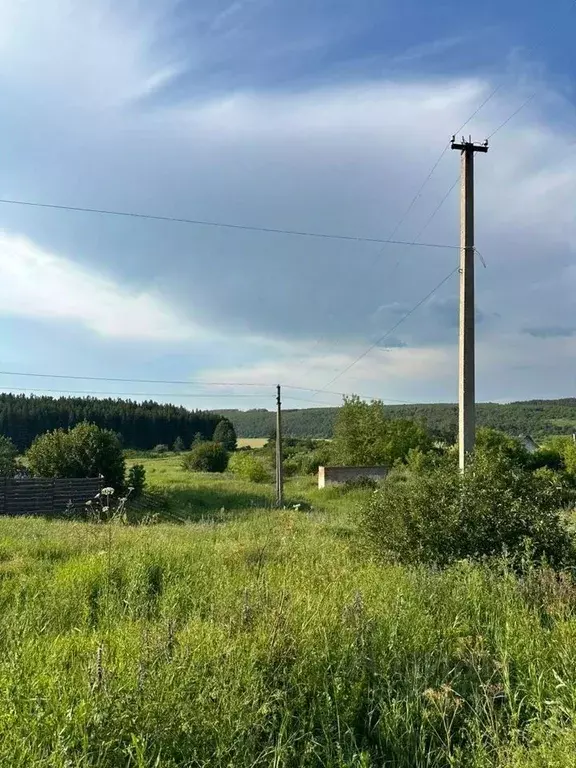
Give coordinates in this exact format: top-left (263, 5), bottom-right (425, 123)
top-left (0, 455), bottom-right (575, 766)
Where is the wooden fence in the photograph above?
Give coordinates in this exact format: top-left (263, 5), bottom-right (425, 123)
top-left (0, 477), bottom-right (103, 517)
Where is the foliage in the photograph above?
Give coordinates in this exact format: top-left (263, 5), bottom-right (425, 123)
top-left (1, 493), bottom-right (576, 765)
top-left (217, 398), bottom-right (576, 440)
top-left (191, 432), bottom-right (205, 448)
top-left (182, 441), bottom-right (229, 473)
top-left (0, 393), bottom-right (222, 451)
top-left (0, 434), bottom-right (17, 477)
top-left (475, 427), bottom-right (530, 466)
top-left (363, 453), bottom-right (575, 568)
top-left (172, 437), bottom-right (185, 453)
top-left (213, 419), bottom-right (238, 452)
top-left (153, 444), bottom-right (170, 454)
top-left (126, 463), bottom-right (146, 497)
top-left (228, 451), bottom-right (270, 483)
top-left (333, 396), bottom-right (431, 466)
top-left (542, 436), bottom-right (576, 475)
top-left (27, 421), bottom-right (125, 489)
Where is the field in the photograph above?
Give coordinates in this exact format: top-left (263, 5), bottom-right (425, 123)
top-left (237, 437), bottom-right (269, 449)
top-left (0, 457), bottom-right (575, 766)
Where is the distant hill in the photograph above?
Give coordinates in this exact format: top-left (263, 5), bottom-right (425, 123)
top-left (215, 399), bottom-right (576, 440)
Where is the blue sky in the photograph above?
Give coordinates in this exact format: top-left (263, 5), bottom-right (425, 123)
top-left (0, 0), bottom-right (575, 410)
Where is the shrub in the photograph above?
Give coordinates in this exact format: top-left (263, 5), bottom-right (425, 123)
top-left (0, 434), bottom-right (17, 477)
top-left (362, 453), bottom-right (575, 569)
top-left (213, 419), bottom-right (237, 452)
top-left (126, 464), bottom-right (146, 497)
top-left (229, 452), bottom-right (270, 483)
top-left (27, 422), bottom-right (125, 489)
top-left (182, 441), bottom-right (229, 473)
top-left (172, 437), bottom-right (185, 453)
top-left (153, 444), bottom-right (170, 454)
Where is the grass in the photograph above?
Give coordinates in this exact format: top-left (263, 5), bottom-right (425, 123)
top-left (237, 437), bottom-right (268, 449)
top-left (0, 458), bottom-right (575, 765)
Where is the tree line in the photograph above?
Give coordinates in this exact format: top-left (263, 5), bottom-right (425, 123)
top-left (0, 394), bottom-right (223, 451)
top-left (216, 399), bottom-right (576, 439)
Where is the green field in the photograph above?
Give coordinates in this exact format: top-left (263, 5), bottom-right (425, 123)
top-left (0, 457), bottom-right (575, 766)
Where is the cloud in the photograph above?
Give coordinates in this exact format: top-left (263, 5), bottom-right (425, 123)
top-left (523, 326), bottom-right (576, 339)
top-left (0, 231), bottom-right (199, 342)
top-left (0, 0), bottom-right (575, 403)
top-left (393, 36), bottom-right (469, 64)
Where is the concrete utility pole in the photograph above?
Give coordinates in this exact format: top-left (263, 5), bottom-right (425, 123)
top-left (275, 385), bottom-right (284, 507)
top-left (451, 136), bottom-right (488, 471)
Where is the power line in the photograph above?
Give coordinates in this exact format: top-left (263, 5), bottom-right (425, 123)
top-left (0, 384), bottom-right (347, 407)
top-left (0, 197), bottom-right (460, 251)
top-left (0, 369), bottom-right (413, 404)
top-left (313, 267), bottom-right (459, 394)
top-left (487, 93), bottom-right (536, 139)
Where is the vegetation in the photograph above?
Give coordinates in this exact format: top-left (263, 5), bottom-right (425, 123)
top-left (0, 434), bottom-right (18, 477)
top-left (26, 422), bottom-right (125, 489)
top-left (333, 396), bottom-right (431, 466)
top-left (0, 460), bottom-right (575, 765)
top-left (126, 463), bottom-right (146, 498)
top-left (363, 452), bottom-right (575, 567)
top-left (228, 451), bottom-right (270, 483)
top-left (172, 437), bottom-right (185, 453)
top-left (0, 393), bottom-right (222, 451)
top-left (217, 398), bottom-right (576, 439)
top-left (213, 418), bottom-right (238, 452)
top-left (182, 441), bottom-right (229, 473)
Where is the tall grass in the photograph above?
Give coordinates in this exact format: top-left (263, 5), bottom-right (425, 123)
top-left (0, 467), bottom-right (575, 765)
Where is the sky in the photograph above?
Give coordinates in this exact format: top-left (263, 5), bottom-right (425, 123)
top-left (0, 0), bottom-right (575, 411)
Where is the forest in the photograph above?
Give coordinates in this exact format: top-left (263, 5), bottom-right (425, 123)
top-left (2, 393), bottom-right (576, 451)
top-left (217, 399), bottom-right (576, 439)
top-left (0, 393), bottom-right (222, 450)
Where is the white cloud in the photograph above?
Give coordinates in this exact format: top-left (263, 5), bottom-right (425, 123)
top-left (0, 0), bottom-right (576, 402)
top-left (0, 231), bottom-right (198, 342)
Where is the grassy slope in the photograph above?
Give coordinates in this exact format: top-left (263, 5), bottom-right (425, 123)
top-left (0, 460), bottom-right (574, 765)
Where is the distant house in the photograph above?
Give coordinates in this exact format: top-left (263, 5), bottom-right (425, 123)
top-left (518, 435), bottom-right (538, 454)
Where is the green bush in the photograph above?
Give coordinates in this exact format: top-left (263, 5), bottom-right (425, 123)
top-left (228, 451), bottom-right (270, 483)
top-left (362, 453), bottom-right (575, 568)
top-left (126, 463), bottom-right (146, 497)
top-left (153, 444), bottom-right (170, 454)
top-left (0, 434), bottom-right (17, 477)
top-left (213, 419), bottom-right (237, 452)
top-left (182, 441), bottom-right (229, 473)
top-left (26, 422), bottom-right (125, 489)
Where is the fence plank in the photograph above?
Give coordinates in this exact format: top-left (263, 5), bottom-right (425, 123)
top-left (0, 477), bottom-right (103, 516)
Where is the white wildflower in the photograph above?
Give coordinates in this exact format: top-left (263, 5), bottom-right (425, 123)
top-left (102, 506), bottom-right (109, 513)
top-left (85, 500), bottom-right (92, 506)
top-left (101, 487), bottom-right (115, 496)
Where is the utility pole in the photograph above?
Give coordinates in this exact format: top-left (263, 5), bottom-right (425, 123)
top-left (275, 385), bottom-right (284, 507)
top-left (451, 136), bottom-right (488, 470)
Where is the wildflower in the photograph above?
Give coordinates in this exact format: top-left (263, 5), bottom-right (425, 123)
top-left (102, 506), bottom-right (109, 513)
top-left (85, 500), bottom-right (92, 506)
top-left (101, 487), bottom-right (115, 496)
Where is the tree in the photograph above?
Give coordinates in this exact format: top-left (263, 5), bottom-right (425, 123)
top-left (0, 435), bottom-right (17, 477)
top-left (27, 422), bottom-right (125, 488)
top-left (475, 427), bottom-right (529, 467)
top-left (126, 464), bottom-right (146, 497)
top-left (333, 396), bottom-right (431, 466)
top-left (173, 436), bottom-right (185, 453)
top-left (182, 442), bottom-right (229, 473)
top-left (213, 419), bottom-right (237, 452)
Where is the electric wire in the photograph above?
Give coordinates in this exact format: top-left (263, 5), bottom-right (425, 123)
top-left (0, 197), bottom-right (459, 251)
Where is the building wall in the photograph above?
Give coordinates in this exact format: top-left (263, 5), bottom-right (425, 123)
top-left (318, 466), bottom-right (388, 489)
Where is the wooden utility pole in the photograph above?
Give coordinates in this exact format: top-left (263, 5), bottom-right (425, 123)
top-left (451, 136), bottom-right (488, 470)
top-left (275, 385), bottom-right (284, 507)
